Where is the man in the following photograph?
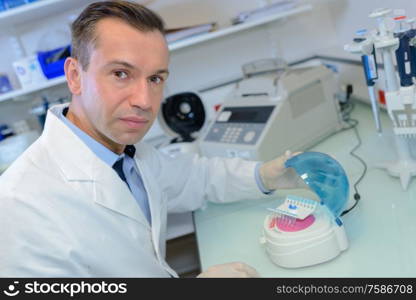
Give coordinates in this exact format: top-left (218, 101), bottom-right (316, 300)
top-left (0, 1), bottom-right (302, 277)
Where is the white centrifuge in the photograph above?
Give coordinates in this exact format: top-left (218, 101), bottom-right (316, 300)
top-left (260, 151), bottom-right (349, 268)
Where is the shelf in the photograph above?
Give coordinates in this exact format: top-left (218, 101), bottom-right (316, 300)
top-left (0, 0), bottom-right (98, 27)
top-left (0, 76), bottom-right (66, 103)
top-left (0, 0), bottom-right (153, 26)
top-left (0, 4), bottom-right (312, 103)
top-left (168, 4), bottom-right (312, 51)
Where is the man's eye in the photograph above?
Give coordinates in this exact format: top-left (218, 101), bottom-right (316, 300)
top-left (114, 71), bottom-right (128, 79)
top-left (150, 76), bottom-right (164, 84)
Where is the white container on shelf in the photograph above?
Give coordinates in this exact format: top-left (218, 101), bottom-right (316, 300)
top-left (12, 55), bottom-right (47, 89)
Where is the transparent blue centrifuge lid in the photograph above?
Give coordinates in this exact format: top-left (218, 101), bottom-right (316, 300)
top-left (285, 152), bottom-right (349, 219)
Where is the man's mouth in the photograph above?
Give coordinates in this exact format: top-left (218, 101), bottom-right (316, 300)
top-left (119, 116), bottom-right (149, 129)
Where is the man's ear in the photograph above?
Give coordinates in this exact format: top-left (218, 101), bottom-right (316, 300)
top-left (64, 57), bottom-right (82, 95)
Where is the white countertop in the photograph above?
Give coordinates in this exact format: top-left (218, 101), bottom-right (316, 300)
top-left (194, 102), bottom-right (416, 277)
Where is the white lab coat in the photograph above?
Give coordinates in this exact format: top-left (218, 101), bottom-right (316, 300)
top-left (0, 104), bottom-right (270, 277)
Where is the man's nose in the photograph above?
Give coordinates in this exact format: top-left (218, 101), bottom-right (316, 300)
top-left (130, 80), bottom-right (152, 110)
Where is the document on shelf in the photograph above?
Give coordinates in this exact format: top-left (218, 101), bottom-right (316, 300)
top-left (165, 22), bottom-right (217, 43)
top-left (232, 0), bottom-right (298, 25)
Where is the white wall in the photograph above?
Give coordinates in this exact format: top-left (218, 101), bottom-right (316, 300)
top-left (148, 0), bottom-right (339, 138)
top-left (325, 0), bottom-right (416, 47)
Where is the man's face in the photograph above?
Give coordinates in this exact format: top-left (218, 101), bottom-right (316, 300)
top-left (74, 18), bottom-right (169, 149)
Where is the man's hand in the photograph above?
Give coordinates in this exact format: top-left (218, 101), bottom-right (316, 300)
top-left (259, 150), bottom-right (306, 191)
top-left (197, 262), bottom-right (260, 278)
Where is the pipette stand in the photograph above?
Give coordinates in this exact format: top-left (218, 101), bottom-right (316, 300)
top-left (370, 8), bottom-right (416, 190)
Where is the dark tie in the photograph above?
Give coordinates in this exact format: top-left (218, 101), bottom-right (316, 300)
top-left (113, 159), bottom-right (128, 184)
top-left (112, 145), bottom-right (152, 224)
top-left (124, 145), bottom-right (136, 158)
top-left (112, 145), bottom-right (136, 187)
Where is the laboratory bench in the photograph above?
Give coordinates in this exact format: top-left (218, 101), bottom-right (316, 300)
top-left (193, 101), bottom-right (416, 277)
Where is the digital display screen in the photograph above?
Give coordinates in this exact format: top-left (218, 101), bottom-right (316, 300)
top-left (219, 106), bottom-right (274, 123)
top-left (230, 111), bottom-right (259, 121)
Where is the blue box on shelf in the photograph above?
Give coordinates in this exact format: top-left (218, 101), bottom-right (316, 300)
top-left (37, 45), bottom-right (71, 80)
top-left (3, 0), bottom-right (38, 9)
top-left (0, 74), bottom-right (13, 94)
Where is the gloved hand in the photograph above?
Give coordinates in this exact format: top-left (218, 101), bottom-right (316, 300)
top-left (259, 150), bottom-right (306, 191)
top-left (197, 262), bottom-right (260, 278)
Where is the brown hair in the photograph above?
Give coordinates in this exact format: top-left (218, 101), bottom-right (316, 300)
top-left (71, 0), bottom-right (165, 70)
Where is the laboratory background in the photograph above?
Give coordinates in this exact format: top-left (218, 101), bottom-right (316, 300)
top-left (1, 0), bottom-right (416, 278)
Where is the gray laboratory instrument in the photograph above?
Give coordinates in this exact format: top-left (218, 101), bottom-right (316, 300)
top-left (199, 62), bottom-right (343, 161)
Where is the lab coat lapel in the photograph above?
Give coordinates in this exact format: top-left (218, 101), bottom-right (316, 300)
top-left (92, 160), bottom-right (151, 229)
top-left (134, 156), bottom-right (161, 255)
top-left (43, 104), bottom-right (150, 228)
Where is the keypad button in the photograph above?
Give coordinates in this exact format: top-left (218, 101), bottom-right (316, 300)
top-left (243, 131), bottom-right (256, 143)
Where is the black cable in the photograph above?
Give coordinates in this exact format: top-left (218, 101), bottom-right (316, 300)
top-left (338, 101), bottom-right (367, 216)
top-left (341, 119), bottom-right (366, 216)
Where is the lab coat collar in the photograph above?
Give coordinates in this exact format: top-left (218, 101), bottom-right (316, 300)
top-left (41, 104), bottom-right (94, 181)
top-left (41, 104), bottom-right (150, 228)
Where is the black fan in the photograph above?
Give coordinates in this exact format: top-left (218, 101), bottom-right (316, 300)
top-left (161, 92), bottom-right (205, 143)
